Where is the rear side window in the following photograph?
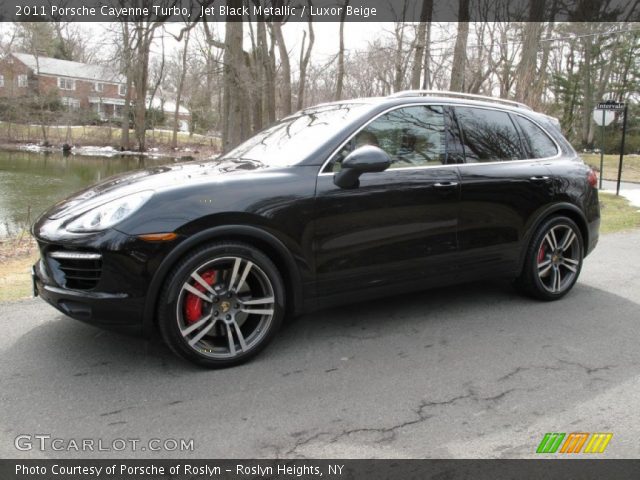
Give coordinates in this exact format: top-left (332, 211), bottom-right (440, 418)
top-left (454, 107), bottom-right (525, 162)
top-left (513, 115), bottom-right (559, 158)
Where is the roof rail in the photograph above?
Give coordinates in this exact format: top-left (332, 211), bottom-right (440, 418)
top-left (388, 90), bottom-right (532, 110)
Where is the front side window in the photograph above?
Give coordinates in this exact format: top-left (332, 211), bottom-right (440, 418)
top-left (17, 74), bottom-right (28, 87)
top-left (455, 107), bottom-right (525, 162)
top-left (513, 115), bottom-right (559, 159)
top-left (94, 82), bottom-right (104, 92)
top-left (0, 75), bottom-right (4, 87)
top-left (327, 105), bottom-right (447, 172)
top-left (118, 84), bottom-right (127, 96)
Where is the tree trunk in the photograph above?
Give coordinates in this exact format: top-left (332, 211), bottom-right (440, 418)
top-left (120, 22), bottom-right (131, 149)
top-left (172, 29), bottom-right (190, 149)
top-left (449, 0), bottom-right (470, 92)
top-left (133, 28), bottom-right (152, 152)
top-left (335, 0), bottom-right (349, 100)
top-left (272, 22), bottom-right (291, 116)
top-left (421, 21), bottom-right (432, 89)
top-left (515, 0), bottom-right (546, 105)
top-left (297, 15), bottom-right (314, 110)
top-left (411, 0), bottom-right (433, 89)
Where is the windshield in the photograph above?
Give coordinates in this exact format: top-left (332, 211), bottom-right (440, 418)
top-left (220, 103), bottom-right (373, 166)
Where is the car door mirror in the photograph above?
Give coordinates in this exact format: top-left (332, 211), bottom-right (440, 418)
top-left (333, 145), bottom-right (391, 189)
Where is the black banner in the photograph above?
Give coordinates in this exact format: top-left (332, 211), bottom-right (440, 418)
top-left (2, 459), bottom-right (640, 480)
top-left (2, 0), bottom-right (639, 23)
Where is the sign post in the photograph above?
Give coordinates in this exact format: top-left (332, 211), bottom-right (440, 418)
top-left (616, 104), bottom-right (628, 196)
top-left (595, 101), bottom-right (626, 195)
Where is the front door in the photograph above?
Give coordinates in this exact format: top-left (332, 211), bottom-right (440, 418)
top-left (313, 105), bottom-right (461, 300)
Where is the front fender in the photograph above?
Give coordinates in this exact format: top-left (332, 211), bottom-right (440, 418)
top-left (142, 224), bottom-right (305, 336)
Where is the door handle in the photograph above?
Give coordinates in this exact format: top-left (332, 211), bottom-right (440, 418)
top-left (530, 176), bottom-right (550, 181)
top-left (433, 182), bottom-right (459, 188)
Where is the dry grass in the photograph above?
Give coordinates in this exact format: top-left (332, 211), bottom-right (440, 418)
top-left (599, 192), bottom-right (640, 234)
top-left (0, 234), bottom-right (38, 302)
top-left (580, 153), bottom-right (640, 183)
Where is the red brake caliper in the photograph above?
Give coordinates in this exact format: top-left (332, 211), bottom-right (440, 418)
top-left (537, 244), bottom-right (546, 264)
top-left (184, 270), bottom-right (217, 324)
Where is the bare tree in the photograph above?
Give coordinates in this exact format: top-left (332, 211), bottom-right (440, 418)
top-left (171, 26), bottom-right (192, 148)
top-left (297, 7), bottom-right (314, 110)
top-left (272, 20), bottom-right (291, 116)
top-left (335, 0), bottom-right (349, 100)
top-left (411, 0), bottom-right (433, 89)
top-left (514, 0), bottom-right (546, 105)
top-left (450, 0), bottom-right (470, 91)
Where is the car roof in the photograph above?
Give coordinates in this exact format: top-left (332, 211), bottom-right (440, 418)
top-left (301, 92), bottom-right (558, 128)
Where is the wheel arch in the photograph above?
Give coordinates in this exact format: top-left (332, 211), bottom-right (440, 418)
top-left (518, 202), bottom-right (589, 274)
top-left (142, 225), bottom-right (304, 336)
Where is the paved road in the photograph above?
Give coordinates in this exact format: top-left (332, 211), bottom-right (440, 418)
top-left (2, 230), bottom-right (640, 459)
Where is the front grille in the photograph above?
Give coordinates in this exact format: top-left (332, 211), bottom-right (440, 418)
top-left (48, 251), bottom-right (102, 290)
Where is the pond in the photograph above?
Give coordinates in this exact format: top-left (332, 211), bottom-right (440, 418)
top-left (0, 149), bottom-right (191, 238)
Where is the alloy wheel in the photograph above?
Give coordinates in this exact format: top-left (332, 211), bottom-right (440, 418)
top-left (536, 224), bottom-right (581, 294)
top-left (175, 256), bottom-right (275, 359)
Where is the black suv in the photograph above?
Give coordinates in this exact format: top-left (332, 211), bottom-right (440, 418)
top-left (32, 91), bottom-right (600, 367)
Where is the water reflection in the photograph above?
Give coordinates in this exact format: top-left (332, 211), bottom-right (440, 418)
top-left (0, 150), bottom-right (186, 237)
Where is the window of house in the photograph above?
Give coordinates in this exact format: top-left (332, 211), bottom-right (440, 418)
top-left (94, 82), bottom-right (104, 92)
top-left (0, 75), bottom-right (4, 87)
top-left (57, 77), bottom-right (76, 90)
top-left (61, 97), bottom-right (80, 111)
top-left (118, 84), bottom-right (127, 96)
top-left (454, 106), bottom-right (526, 162)
top-left (17, 74), bottom-right (28, 88)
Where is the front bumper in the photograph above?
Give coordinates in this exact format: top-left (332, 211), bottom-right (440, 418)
top-left (32, 257), bottom-right (146, 334)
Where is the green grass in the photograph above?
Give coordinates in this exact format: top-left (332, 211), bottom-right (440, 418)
top-left (599, 192), bottom-right (640, 234)
top-left (580, 153), bottom-right (640, 183)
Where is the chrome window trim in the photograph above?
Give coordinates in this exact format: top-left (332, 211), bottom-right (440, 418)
top-left (317, 102), bottom-right (562, 177)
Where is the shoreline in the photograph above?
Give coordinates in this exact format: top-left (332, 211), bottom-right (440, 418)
top-left (0, 141), bottom-right (219, 160)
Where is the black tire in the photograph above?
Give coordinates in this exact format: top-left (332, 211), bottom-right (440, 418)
top-left (158, 242), bottom-right (285, 368)
top-left (515, 216), bottom-right (584, 301)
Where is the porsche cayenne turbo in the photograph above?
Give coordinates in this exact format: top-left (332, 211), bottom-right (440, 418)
top-left (32, 91), bottom-right (600, 367)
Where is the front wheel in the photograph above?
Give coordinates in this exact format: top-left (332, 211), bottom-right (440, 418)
top-left (515, 216), bottom-right (584, 301)
top-left (158, 242), bottom-right (285, 368)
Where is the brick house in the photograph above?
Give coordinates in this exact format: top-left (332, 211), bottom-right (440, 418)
top-left (0, 52), bottom-right (133, 120)
top-left (0, 52), bottom-right (191, 129)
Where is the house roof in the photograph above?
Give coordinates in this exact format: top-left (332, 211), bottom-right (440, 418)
top-left (149, 96), bottom-right (190, 115)
top-left (12, 53), bottom-right (125, 84)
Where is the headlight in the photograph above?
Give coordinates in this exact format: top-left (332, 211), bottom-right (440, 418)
top-left (66, 191), bottom-right (154, 233)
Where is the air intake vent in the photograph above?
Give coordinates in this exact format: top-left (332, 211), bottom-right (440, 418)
top-left (48, 251), bottom-right (102, 290)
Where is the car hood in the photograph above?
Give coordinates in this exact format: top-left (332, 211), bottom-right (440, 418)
top-left (45, 157), bottom-right (263, 220)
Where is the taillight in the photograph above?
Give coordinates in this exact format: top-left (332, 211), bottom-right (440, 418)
top-left (587, 169), bottom-right (598, 188)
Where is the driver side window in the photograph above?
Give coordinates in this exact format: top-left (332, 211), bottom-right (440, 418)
top-left (327, 105), bottom-right (446, 172)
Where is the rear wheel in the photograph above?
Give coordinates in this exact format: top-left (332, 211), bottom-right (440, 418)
top-left (158, 242), bottom-right (285, 368)
top-left (515, 216), bottom-right (583, 301)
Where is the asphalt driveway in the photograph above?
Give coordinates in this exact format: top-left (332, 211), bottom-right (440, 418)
top-left (1, 230), bottom-right (639, 459)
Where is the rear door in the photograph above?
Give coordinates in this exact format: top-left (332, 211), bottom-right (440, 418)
top-left (313, 104), bottom-right (461, 301)
top-left (453, 106), bottom-right (558, 278)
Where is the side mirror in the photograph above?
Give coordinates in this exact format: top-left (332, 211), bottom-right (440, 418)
top-left (333, 145), bottom-right (391, 189)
